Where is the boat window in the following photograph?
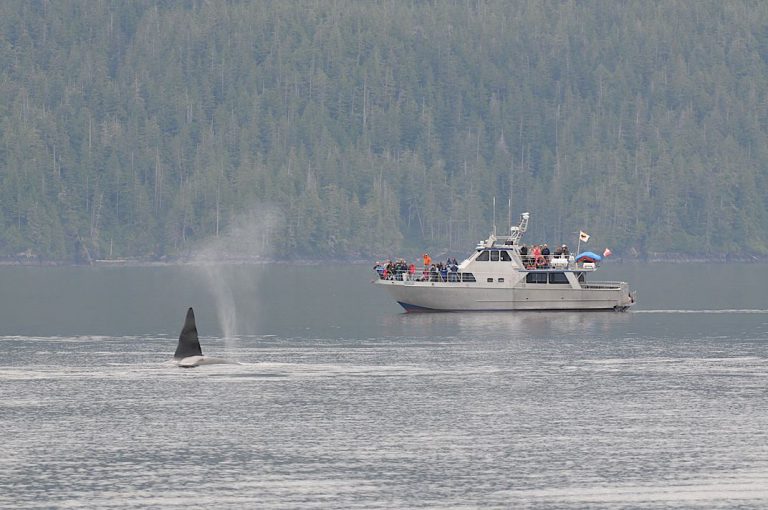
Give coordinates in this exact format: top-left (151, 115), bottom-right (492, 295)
top-left (490, 250), bottom-right (500, 262)
top-left (461, 272), bottom-right (476, 282)
top-left (487, 278), bottom-right (493, 283)
top-left (498, 278), bottom-right (504, 283)
top-left (576, 272), bottom-right (586, 283)
top-left (500, 251), bottom-right (512, 262)
top-left (549, 272), bottom-right (569, 284)
top-left (526, 272), bottom-right (547, 284)
top-left (476, 250), bottom-right (490, 261)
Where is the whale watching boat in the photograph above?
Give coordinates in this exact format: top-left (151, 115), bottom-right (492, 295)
top-left (373, 212), bottom-right (635, 312)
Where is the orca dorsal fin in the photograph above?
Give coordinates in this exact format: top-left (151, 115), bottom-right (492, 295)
top-left (174, 307), bottom-right (203, 360)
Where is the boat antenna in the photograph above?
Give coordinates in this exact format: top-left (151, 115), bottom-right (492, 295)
top-left (492, 196), bottom-right (497, 236)
top-left (508, 198), bottom-right (511, 233)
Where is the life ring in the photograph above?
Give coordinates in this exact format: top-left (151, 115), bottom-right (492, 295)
top-left (534, 255), bottom-right (545, 267)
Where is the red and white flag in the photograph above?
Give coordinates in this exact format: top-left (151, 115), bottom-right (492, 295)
top-left (603, 248), bottom-right (612, 257)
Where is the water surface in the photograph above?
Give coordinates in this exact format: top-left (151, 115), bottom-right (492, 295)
top-left (1, 263), bottom-right (767, 508)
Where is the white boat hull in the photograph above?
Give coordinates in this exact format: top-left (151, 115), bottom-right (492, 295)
top-left (376, 280), bottom-right (633, 311)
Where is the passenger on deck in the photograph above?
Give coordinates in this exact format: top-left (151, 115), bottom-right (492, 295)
top-left (519, 244), bottom-right (529, 266)
top-left (439, 263), bottom-right (448, 282)
top-left (423, 253), bottom-right (432, 268)
top-left (448, 260), bottom-right (459, 282)
top-left (398, 260), bottom-right (407, 280)
top-left (561, 244), bottom-right (570, 257)
top-left (408, 263), bottom-right (416, 280)
top-left (374, 262), bottom-right (385, 279)
top-left (541, 244), bottom-right (551, 266)
top-left (532, 245), bottom-right (545, 268)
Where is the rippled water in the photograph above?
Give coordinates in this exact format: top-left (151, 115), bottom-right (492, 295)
top-left (2, 263), bottom-right (768, 508)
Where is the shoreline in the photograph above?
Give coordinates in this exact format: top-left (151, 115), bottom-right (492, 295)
top-left (0, 253), bottom-right (766, 267)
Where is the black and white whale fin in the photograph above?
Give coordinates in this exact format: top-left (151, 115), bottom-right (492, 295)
top-left (174, 307), bottom-right (203, 360)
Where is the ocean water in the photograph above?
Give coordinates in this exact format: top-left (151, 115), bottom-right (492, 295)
top-left (1, 263), bottom-right (768, 508)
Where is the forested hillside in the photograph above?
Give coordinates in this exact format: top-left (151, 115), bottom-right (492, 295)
top-left (2, 1), bottom-right (768, 261)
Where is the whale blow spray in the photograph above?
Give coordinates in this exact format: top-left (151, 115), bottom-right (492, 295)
top-left (190, 206), bottom-right (281, 342)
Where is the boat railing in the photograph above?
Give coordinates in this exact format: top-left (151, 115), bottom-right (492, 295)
top-left (374, 268), bottom-right (627, 289)
top-left (581, 281), bottom-right (625, 290)
top-left (518, 255), bottom-right (576, 270)
top-left (374, 267), bottom-right (475, 283)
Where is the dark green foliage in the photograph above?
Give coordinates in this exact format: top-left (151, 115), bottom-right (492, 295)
top-left (1, 1), bottom-right (767, 260)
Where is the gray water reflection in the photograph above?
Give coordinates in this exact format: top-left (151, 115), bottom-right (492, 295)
top-left (1, 262), bottom-right (766, 338)
top-left (1, 263), bottom-right (768, 508)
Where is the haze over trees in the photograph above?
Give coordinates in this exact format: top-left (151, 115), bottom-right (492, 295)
top-left (1, 1), bottom-right (767, 261)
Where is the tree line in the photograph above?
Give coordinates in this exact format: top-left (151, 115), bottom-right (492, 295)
top-left (1, 0), bottom-right (767, 262)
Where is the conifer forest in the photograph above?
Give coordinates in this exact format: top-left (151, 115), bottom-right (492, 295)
top-left (2, 1), bottom-right (768, 262)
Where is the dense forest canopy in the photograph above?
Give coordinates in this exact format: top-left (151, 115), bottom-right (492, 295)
top-left (1, 0), bottom-right (767, 261)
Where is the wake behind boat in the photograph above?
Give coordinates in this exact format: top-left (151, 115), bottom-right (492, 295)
top-left (373, 212), bottom-right (635, 312)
